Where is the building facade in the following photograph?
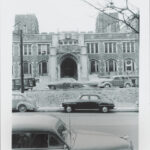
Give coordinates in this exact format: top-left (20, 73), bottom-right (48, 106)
top-left (12, 14), bottom-right (139, 82)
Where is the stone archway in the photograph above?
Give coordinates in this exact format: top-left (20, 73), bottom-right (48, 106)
top-left (60, 56), bottom-right (77, 79)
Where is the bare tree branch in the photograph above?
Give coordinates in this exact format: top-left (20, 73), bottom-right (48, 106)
top-left (81, 0), bottom-right (139, 33)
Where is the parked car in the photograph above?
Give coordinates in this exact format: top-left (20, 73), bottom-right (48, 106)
top-left (62, 94), bottom-right (115, 113)
top-left (12, 114), bottom-right (134, 150)
top-left (48, 78), bottom-right (83, 89)
top-left (12, 93), bottom-right (37, 112)
top-left (12, 78), bottom-right (36, 91)
top-left (98, 75), bottom-right (133, 88)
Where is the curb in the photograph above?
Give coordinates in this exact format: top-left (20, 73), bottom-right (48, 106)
top-left (36, 107), bottom-right (138, 112)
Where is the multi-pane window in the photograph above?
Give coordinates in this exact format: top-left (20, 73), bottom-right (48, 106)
top-left (124, 59), bottom-right (135, 72)
top-left (86, 43), bottom-right (99, 54)
top-left (23, 62), bottom-right (32, 74)
top-left (123, 42), bottom-right (135, 53)
top-left (104, 43), bottom-right (117, 53)
top-left (23, 44), bottom-right (32, 55)
top-left (106, 59), bottom-right (117, 72)
top-left (59, 40), bottom-right (78, 45)
top-left (38, 44), bottom-right (50, 55)
top-left (39, 61), bottom-right (47, 75)
top-left (90, 60), bottom-right (99, 73)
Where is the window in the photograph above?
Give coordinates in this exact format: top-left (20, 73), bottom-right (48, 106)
top-left (12, 133), bottom-right (63, 149)
top-left (80, 96), bottom-right (89, 100)
top-left (38, 44), bottom-right (50, 55)
top-left (122, 42), bottom-right (135, 53)
top-left (90, 60), bottom-right (99, 73)
top-left (104, 42), bottom-right (117, 53)
top-left (47, 44), bottom-right (50, 54)
top-left (23, 44), bottom-right (32, 55)
top-left (86, 43), bottom-right (99, 54)
top-left (23, 62), bottom-right (32, 74)
top-left (12, 133), bottom-right (48, 148)
top-left (87, 43), bottom-right (90, 53)
top-left (95, 43), bottom-right (98, 53)
top-left (90, 96), bottom-right (99, 100)
top-left (106, 59), bottom-right (117, 72)
top-left (38, 44), bottom-right (41, 55)
top-left (39, 61), bottom-right (47, 75)
top-left (124, 59), bottom-right (135, 72)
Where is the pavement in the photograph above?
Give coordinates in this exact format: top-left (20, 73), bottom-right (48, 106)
top-left (36, 106), bottom-right (138, 112)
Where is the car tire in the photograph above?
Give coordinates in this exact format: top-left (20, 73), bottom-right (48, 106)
top-left (18, 105), bottom-right (27, 112)
top-left (65, 106), bottom-right (72, 113)
top-left (125, 83), bottom-right (131, 88)
top-left (104, 84), bottom-right (111, 88)
top-left (101, 106), bottom-right (109, 113)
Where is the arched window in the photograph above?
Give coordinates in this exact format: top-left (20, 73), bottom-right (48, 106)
top-left (106, 59), bottom-right (117, 72)
top-left (23, 62), bottom-right (32, 74)
top-left (90, 60), bottom-right (99, 74)
top-left (39, 61), bottom-right (47, 75)
top-left (124, 59), bottom-right (135, 72)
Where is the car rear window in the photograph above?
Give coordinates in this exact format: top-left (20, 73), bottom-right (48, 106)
top-left (90, 96), bottom-right (99, 100)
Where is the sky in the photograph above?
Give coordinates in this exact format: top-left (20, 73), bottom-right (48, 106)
top-left (9, 0), bottom-right (140, 33)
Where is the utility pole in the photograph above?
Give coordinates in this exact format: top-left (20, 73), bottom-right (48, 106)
top-left (20, 29), bottom-right (24, 93)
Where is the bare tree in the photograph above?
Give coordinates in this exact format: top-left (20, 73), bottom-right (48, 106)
top-left (82, 0), bottom-right (139, 33)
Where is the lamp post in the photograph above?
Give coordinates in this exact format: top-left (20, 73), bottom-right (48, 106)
top-left (20, 29), bottom-right (24, 93)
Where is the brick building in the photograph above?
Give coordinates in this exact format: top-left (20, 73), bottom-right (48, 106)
top-left (12, 14), bottom-right (139, 82)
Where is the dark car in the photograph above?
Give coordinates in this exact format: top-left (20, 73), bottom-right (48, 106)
top-left (12, 114), bottom-right (133, 150)
top-left (62, 94), bottom-right (115, 113)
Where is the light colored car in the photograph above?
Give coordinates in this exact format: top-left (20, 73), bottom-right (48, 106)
top-left (98, 76), bottom-right (133, 88)
top-left (12, 114), bottom-right (134, 150)
top-left (12, 94), bottom-right (37, 112)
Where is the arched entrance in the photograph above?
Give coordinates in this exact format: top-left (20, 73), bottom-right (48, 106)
top-left (61, 57), bottom-right (77, 79)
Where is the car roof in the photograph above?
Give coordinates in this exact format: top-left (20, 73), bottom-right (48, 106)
top-left (12, 114), bottom-right (61, 132)
top-left (80, 94), bottom-right (99, 97)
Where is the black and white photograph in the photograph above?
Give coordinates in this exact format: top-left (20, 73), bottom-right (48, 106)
top-left (0, 0), bottom-right (150, 150)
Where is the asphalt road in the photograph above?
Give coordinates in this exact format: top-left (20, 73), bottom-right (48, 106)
top-left (34, 111), bottom-right (138, 150)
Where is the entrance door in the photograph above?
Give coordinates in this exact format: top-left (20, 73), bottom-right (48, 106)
top-left (61, 58), bottom-right (77, 79)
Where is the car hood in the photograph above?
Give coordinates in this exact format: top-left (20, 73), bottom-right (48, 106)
top-left (69, 130), bottom-right (131, 150)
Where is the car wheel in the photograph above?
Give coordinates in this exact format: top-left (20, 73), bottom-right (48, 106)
top-left (125, 83), bottom-right (131, 88)
top-left (65, 106), bottom-right (72, 113)
top-left (101, 106), bottom-right (108, 113)
top-left (18, 105), bottom-right (27, 112)
top-left (104, 84), bottom-right (111, 88)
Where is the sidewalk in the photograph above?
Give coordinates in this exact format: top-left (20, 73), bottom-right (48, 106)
top-left (36, 106), bottom-right (138, 112)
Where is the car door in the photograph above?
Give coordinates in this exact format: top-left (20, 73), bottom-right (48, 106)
top-left (89, 96), bottom-right (99, 109)
top-left (112, 77), bottom-right (121, 87)
top-left (76, 95), bottom-right (89, 109)
top-left (12, 95), bottom-right (17, 110)
top-left (48, 133), bottom-right (65, 149)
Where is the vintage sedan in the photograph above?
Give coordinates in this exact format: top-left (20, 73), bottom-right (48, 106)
top-left (62, 94), bottom-right (115, 113)
top-left (12, 114), bottom-right (134, 150)
top-left (12, 93), bottom-right (37, 112)
top-left (98, 76), bottom-right (133, 88)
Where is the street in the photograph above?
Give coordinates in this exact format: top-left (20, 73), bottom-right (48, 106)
top-left (15, 111), bottom-right (138, 150)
